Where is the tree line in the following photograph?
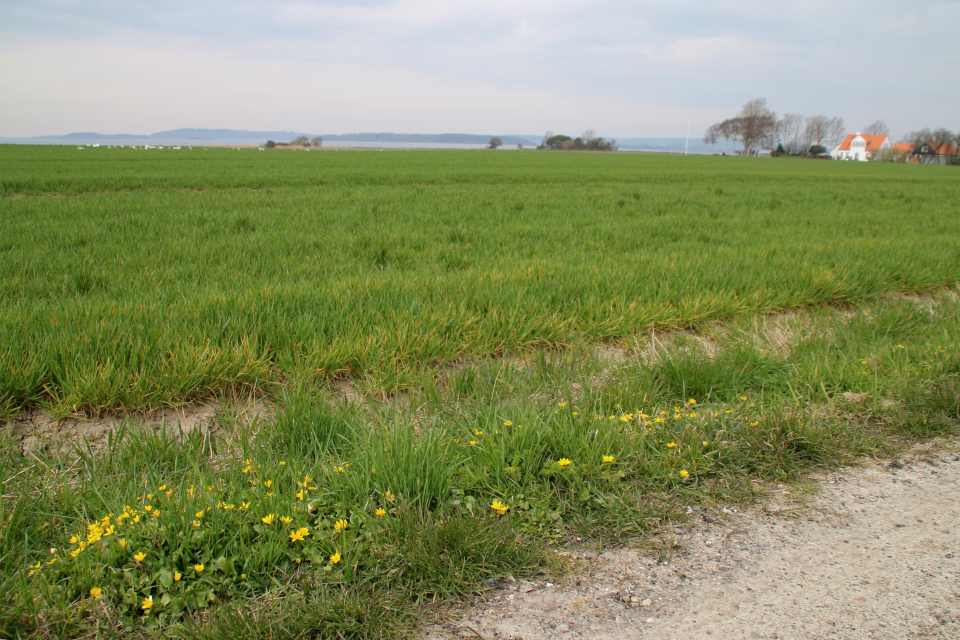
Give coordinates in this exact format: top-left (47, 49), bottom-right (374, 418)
top-left (264, 136), bottom-right (323, 148)
top-left (703, 99), bottom-right (845, 156)
top-left (537, 130), bottom-right (617, 151)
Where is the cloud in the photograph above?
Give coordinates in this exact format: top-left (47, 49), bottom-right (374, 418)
top-left (1, 1), bottom-right (958, 137)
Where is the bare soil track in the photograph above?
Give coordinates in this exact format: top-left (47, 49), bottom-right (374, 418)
top-left (424, 442), bottom-right (960, 640)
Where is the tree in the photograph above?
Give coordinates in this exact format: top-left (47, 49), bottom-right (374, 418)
top-left (702, 124), bottom-right (719, 152)
top-left (716, 118), bottom-right (739, 154)
top-left (803, 115), bottom-right (832, 150)
top-left (829, 117), bottom-right (846, 149)
top-left (265, 140), bottom-right (276, 148)
top-left (862, 120), bottom-right (889, 136)
top-left (311, 136), bottom-right (323, 148)
top-left (289, 135), bottom-right (310, 146)
top-left (537, 133), bottom-right (615, 151)
top-left (736, 98), bottom-right (776, 155)
top-left (488, 137), bottom-right (502, 149)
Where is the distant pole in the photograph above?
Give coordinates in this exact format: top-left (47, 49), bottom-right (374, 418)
top-left (685, 119), bottom-right (691, 156)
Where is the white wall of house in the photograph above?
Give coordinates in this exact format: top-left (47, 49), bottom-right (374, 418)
top-left (830, 134), bottom-right (892, 161)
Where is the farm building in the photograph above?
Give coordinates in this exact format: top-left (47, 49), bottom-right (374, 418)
top-left (830, 133), bottom-right (896, 161)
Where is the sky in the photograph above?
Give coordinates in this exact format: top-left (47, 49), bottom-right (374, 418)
top-left (1, 1), bottom-right (958, 140)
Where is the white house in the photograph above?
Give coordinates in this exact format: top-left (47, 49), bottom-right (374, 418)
top-left (830, 133), bottom-right (909, 161)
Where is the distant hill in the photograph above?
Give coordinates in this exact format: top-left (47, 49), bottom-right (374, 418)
top-left (1, 129), bottom-right (708, 152)
top-left (3, 129), bottom-right (540, 146)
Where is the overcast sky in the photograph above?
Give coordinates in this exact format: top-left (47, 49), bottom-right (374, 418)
top-left (1, 1), bottom-right (957, 139)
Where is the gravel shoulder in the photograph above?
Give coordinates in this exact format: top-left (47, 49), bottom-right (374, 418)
top-left (423, 442), bottom-right (960, 640)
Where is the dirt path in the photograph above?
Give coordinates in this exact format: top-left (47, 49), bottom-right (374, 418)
top-left (424, 442), bottom-right (960, 640)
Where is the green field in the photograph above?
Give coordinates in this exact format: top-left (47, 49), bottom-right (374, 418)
top-left (2, 146), bottom-right (960, 639)
top-left (2, 146), bottom-right (959, 415)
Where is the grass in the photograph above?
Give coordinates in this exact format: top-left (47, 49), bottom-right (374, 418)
top-left (3, 146), bottom-right (960, 415)
top-left (2, 146), bottom-right (959, 637)
top-left (3, 287), bottom-right (958, 639)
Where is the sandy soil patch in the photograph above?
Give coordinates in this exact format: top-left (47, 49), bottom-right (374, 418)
top-left (424, 442), bottom-right (960, 640)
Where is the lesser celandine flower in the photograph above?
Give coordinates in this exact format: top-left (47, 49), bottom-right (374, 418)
top-left (490, 500), bottom-right (509, 516)
top-left (261, 514), bottom-right (276, 525)
top-left (602, 455), bottom-right (615, 463)
top-left (280, 516), bottom-right (293, 524)
top-left (329, 552), bottom-right (341, 564)
top-left (557, 458), bottom-right (572, 467)
top-left (194, 563), bottom-right (204, 573)
top-left (134, 552), bottom-right (146, 562)
top-left (375, 508), bottom-right (387, 517)
top-left (141, 595), bottom-right (153, 610)
top-left (289, 528), bottom-right (309, 542)
top-left (667, 442), bottom-right (677, 448)
top-left (174, 572), bottom-right (182, 581)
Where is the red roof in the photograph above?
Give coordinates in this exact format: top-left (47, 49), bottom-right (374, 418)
top-left (835, 134), bottom-right (890, 152)
top-left (931, 142), bottom-right (959, 155)
top-left (891, 143), bottom-right (912, 154)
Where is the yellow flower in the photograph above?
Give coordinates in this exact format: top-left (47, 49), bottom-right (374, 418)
top-left (688, 399), bottom-right (697, 405)
top-left (89, 587), bottom-right (102, 599)
top-left (385, 490), bottom-right (395, 502)
top-left (602, 455), bottom-right (615, 463)
top-left (289, 528), bottom-right (309, 542)
top-left (296, 490), bottom-right (305, 501)
top-left (174, 571), bottom-right (182, 581)
top-left (474, 428), bottom-right (483, 436)
top-left (69, 535), bottom-right (79, 544)
top-left (504, 421), bottom-right (513, 426)
top-left (141, 595), bottom-right (153, 610)
top-left (334, 519), bottom-right (348, 531)
top-left (195, 510), bottom-right (205, 519)
top-left (557, 458), bottom-right (572, 467)
top-left (490, 500), bottom-right (509, 516)
top-left (680, 470), bottom-right (690, 478)
top-left (158, 485), bottom-right (166, 491)
top-left (703, 441), bottom-right (710, 446)
top-left (261, 514), bottom-right (275, 525)
top-left (558, 401), bottom-right (567, 408)
top-left (192, 520), bottom-right (201, 529)
top-left (279, 460), bottom-right (286, 466)
top-left (194, 563), bottom-right (204, 573)
top-left (329, 552), bottom-right (341, 564)
top-left (375, 508), bottom-right (387, 517)
top-left (280, 516), bottom-right (293, 524)
top-left (264, 480), bottom-right (272, 489)
top-left (134, 552), bottom-right (146, 562)
top-left (469, 440), bottom-right (478, 446)
top-left (667, 442), bottom-right (677, 448)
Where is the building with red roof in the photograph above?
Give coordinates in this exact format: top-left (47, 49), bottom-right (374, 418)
top-left (830, 133), bottom-right (894, 161)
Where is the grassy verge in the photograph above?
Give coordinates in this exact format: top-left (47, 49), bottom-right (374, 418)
top-left (3, 290), bottom-right (958, 639)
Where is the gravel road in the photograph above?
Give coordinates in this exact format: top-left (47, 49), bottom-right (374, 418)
top-left (423, 442), bottom-right (960, 640)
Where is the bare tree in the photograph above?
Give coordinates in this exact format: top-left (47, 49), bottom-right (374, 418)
top-left (702, 124), bottom-right (719, 152)
top-left (311, 136), bottom-right (323, 147)
top-left (862, 120), bottom-right (890, 136)
top-left (780, 114), bottom-right (804, 154)
top-left (829, 117), bottom-right (846, 149)
top-left (718, 118), bottom-right (739, 154)
top-left (803, 115), bottom-right (832, 150)
top-left (581, 129), bottom-right (597, 143)
top-left (488, 137), bottom-right (502, 149)
top-left (737, 98), bottom-right (776, 155)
